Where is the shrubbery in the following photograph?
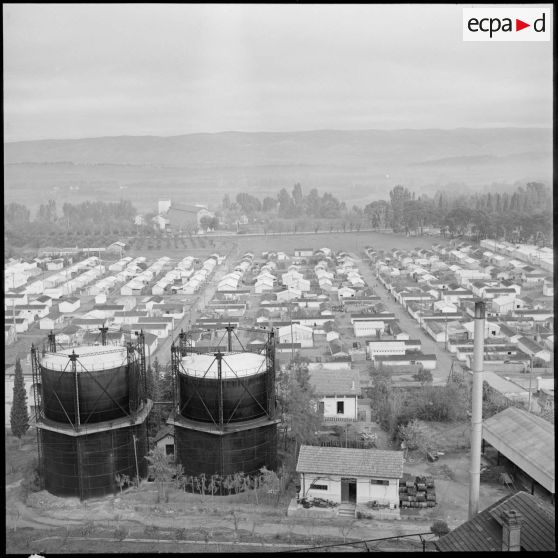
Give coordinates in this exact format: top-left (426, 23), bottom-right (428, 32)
top-left (369, 366), bottom-right (469, 440)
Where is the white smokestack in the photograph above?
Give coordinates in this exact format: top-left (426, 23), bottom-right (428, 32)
top-left (468, 300), bottom-right (485, 519)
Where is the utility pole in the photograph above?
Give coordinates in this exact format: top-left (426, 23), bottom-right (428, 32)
top-left (132, 434), bottom-right (140, 487)
top-left (527, 355), bottom-right (533, 413)
top-left (289, 300), bottom-right (295, 366)
top-left (468, 301), bottom-right (485, 519)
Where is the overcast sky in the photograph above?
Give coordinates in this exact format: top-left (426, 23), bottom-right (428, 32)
top-left (3, 3), bottom-right (553, 142)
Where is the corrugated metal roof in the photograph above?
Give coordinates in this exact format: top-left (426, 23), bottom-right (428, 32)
top-left (483, 407), bottom-right (554, 491)
top-left (436, 491), bottom-right (555, 552)
top-left (296, 445), bottom-right (404, 479)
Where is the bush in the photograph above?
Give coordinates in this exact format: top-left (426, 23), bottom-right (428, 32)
top-left (174, 528), bottom-right (187, 540)
top-left (79, 521), bottom-right (95, 537)
top-left (113, 526), bottom-right (128, 541)
top-left (144, 524), bottom-right (159, 538)
top-left (397, 419), bottom-right (425, 451)
top-left (431, 520), bottom-right (450, 538)
top-left (21, 465), bottom-right (42, 497)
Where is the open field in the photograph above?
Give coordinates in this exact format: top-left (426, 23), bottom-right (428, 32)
top-left (214, 229), bottom-right (448, 255)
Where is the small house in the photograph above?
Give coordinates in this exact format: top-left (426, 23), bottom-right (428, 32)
top-left (154, 426), bottom-right (175, 460)
top-left (296, 445), bottom-right (404, 510)
top-left (309, 368), bottom-right (360, 421)
top-left (59, 296), bottom-right (81, 313)
top-left (277, 323), bottom-right (314, 348)
top-left (39, 310), bottom-right (65, 331)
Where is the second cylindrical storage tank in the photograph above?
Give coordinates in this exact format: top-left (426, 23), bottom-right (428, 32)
top-left (175, 420), bottom-right (277, 477)
top-left (178, 352), bottom-right (271, 423)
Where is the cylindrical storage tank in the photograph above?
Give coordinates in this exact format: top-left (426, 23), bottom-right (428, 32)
top-left (178, 352), bottom-right (271, 423)
top-left (175, 421), bottom-right (277, 477)
top-left (40, 422), bottom-right (148, 499)
top-left (40, 346), bottom-right (130, 424)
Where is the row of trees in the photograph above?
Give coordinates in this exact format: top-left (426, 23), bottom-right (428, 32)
top-left (145, 446), bottom-right (285, 504)
top-left (5, 199), bottom-right (138, 249)
top-left (223, 183), bottom-right (348, 220)
top-left (5, 180), bottom-right (551, 252)
top-left (363, 181), bottom-right (552, 243)
top-left (220, 180), bottom-right (551, 245)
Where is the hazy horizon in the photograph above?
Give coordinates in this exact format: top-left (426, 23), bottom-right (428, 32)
top-left (3, 4), bottom-right (553, 142)
top-left (3, 124), bottom-right (552, 145)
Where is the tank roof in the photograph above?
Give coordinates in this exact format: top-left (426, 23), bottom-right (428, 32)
top-left (180, 352), bottom-right (266, 379)
top-left (41, 345), bottom-right (128, 372)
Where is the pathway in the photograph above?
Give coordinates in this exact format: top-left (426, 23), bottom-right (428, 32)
top-left (354, 254), bottom-right (455, 385)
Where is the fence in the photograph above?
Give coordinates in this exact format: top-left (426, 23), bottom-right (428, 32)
top-left (313, 439), bottom-right (373, 450)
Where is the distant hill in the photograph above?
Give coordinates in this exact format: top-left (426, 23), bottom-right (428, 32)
top-left (4, 128), bottom-right (552, 213)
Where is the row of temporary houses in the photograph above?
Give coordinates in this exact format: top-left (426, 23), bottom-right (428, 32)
top-left (119, 256), bottom-right (171, 296)
top-left (217, 252), bottom-right (254, 291)
top-left (479, 239), bottom-right (554, 273)
top-left (367, 246), bottom-right (553, 365)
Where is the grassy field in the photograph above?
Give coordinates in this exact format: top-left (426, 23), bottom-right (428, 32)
top-left (208, 230), bottom-right (447, 257)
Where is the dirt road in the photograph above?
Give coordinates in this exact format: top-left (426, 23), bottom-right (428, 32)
top-left (354, 254), bottom-right (456, 385)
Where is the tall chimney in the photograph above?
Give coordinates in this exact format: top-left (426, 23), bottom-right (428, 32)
top-left (468, 300), bottom-right (485, 519)
top-left (501, 509), bottom-right (522, 551)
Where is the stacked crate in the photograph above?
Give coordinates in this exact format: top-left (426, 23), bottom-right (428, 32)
top-left (399, 475), bottom-right (436, 508)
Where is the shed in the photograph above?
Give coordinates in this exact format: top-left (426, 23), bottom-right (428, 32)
top-left (483, 407), bottom-right (554, 496)
top-left (296, 445), bottom-right (404, 509)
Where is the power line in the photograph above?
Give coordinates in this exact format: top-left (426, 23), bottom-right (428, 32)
top-left (280, 531), bottom-right (434, 553)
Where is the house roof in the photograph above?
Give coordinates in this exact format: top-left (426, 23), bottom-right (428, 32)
top-left (168, 202), bottom-right (208, 214)
top-left (154, 425), bottom-right (174, 443)
top-left (296, 445), bottom-right (404, 479)
top-left (435, 491), bottom-right (555, 552)
top-left (308, 368), bottom-right (361, 396)
top-left (517, 336), bottom-right (546, 354)
top-left (43, 309), bottom-right (62, 320)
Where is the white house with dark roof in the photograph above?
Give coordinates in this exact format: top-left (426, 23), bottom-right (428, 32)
top-left (59, 296), bottom-right (81, 314)
top-left (309, 368), bottom-right (360, 421)
top-left (39, 309), bottom-right (65, 330)
top-left (516, 336), bottom-right (552, 363)
top-left (296, 445), bottom-right (404, 510)
top-left (277, 323), bottom-right (314, 347)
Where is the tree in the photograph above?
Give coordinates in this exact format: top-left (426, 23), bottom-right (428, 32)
top-left (277, 188), bottom-right (293, 217)
top-left (199, 215), bottom-right (214, 231)
top-left (236, 192), bottom-right (262, 214)
top-left (262, 196), bottom-right (277, 213)
top-left (115, 473), bottom-right (130, 494)
top-left (397, 419), bottom-right (425, 451)
top-left (292, 183), bottom-right (304, 216)
top-left (10, 357), bottom-right (29, 441)
top-left (364, 200), bottom-right (391, 229)
top-left (413, 368), bottom-right (433, 386)
top-left (277, 366), bottom-right (321, 453)
top-left (431, 520), bottom-right (450, 538)
top-left (144, 447), bottom-right (175, 503)
top-left (389, 185), bottom-right (412, 232)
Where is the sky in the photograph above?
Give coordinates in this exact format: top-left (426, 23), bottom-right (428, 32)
top-left (3, 3), bottom-right (553, 142)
